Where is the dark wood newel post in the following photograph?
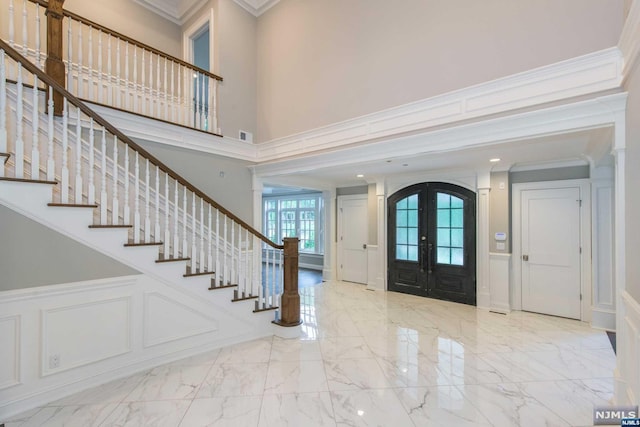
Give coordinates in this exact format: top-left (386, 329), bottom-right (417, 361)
top-left (45, 0), bottom-right (66, 115)
top-left (273, 237), bottom-right (302, 327)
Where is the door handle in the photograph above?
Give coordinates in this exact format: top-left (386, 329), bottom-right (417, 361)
top-left (522, 254), bottom-right (529, 261)
top-left (362, 244), bottom-right (367, 249)
top-left (427, 243), bottom-right (433, 274)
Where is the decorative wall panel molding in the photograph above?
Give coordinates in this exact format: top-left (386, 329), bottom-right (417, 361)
top-left (0, 316), bottom-right (21, 390)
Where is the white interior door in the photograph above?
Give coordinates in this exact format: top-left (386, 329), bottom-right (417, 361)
top-left (521, 187), bottom-right (581, 319)
top-left (338, 195), bottom-right (368, 284)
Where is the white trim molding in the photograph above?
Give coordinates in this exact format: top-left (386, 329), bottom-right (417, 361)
top-left (133, 0), bottom-right (208, 25)
top-left (620, 0), bottom-right (640, 81)
top-left (489, 253), bottom-right (511, 313)
top-left (232, 0), bottom-right (280, 16)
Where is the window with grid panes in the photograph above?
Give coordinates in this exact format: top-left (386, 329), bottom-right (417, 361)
top-left (436, 192), bottom-right (464, 266)
top-left (263, 194), bottom-right (323, 254)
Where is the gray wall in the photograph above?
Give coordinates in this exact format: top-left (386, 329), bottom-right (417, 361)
top-left (256, 0), bottom-right (623, 142)
top-left (134, 139), bottom-right (254, 224)
top-left (368, 184), bottom-right (377, 245)
top-left (510, 165), bottom-right (590, 184)
top-left (0, 205), bottom-right (137, 291)
top-left (625, 58), bottom-right (640, 303)
top-left (489, 171), bottom-right (510, 253)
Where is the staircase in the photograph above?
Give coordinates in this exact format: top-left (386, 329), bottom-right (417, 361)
top-left (0, 34), bottom-right (300, 417)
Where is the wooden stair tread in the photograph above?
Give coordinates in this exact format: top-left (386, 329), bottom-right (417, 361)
top-left (183, 270), bottom-right (215, 278)
top-left (48, 203), bottom-right (98, 208)
top-left (232, 295), bottom-right (258, 302)
top-left (156, 256), bottom-right (190, 263)
top-left (89, 224), bottom-right (133, 228)
top-left (208, 284), bottom-right (237, 290)
top-left (0, 177), bottom-right (57, 185)
top-left (124, 241), bottom-right (163, 247)
top-left (253, 306), bottom-right (279, 313)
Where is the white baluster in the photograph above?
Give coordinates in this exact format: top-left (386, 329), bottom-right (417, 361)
top-left (30, 76), bottom-right (39, 180)
top-left (278, 250), bottom-right (283, 307)
top-left (188, 70), bottom-right (194, 128)
top-left (170, 62), bottom-right (175, 123)
top-left (60, 98), bottom-right (69, 202)
top-left (21, 0), bottom-right (27, 56)
top-left (223, 216), bottom-right (228, 285)
top-left (272, 249), bottom-right (277, 307)
top-left (141, 50), bottom-right (146, 116)
top-left (122, 144), bottom-right (129, 225)
top-left (194, 72), bottom-right (200, 129)
top-left (182, 187), bottom-right (188, 257)
top-left (15, 65), bottom-right (24, 179)
top-left (207, 204), bottom-right (212, 272)
top-left (156, 54), bottom-right (160, 118)
top-left (35, 4), bottom-right (41, 69)
top-left (132, 47), bottom-right (137, 113)
top-left (173, 182), bottom-right (179, 259)
top-left (177, 66), bottom-right (182, 125)
top-left (88, 27), bottom-right (93, 100)
top-left (134, 151), bottom-right (140, 243)
top-left (208, 77), bottom-right (213, 132)
top-left (191, 193), bottom-right (197, 269)
top-left (77, 24), bottom-right (83, 98)
top-left (124, 42), bottom-right (129, 109)
top-left (154, 165), bottom-right (160, 243)
top-left (200, 73), bottom-right (205, 130)
top-left (67, 18), bottom-right (72, 91)
top-left (0, 50), bottom-right (6, 178)
top-left (215, 210), bottom-right (220, 284)
top-left (148, 53), bottom-right (153, 116)
top-left (46, 87), bottom-right (54, 181)
top-left (88, 119), bottom-right (95, 205)
top-left (98, 31), bottom-right (103, 103)
top-left (144, 158), bottom-right (151, 242)
top-left (231, 220), bottom-right (235, 286)
top-left (245, 229), bottom-right (250, 296)
top-left (199, 198), bottom-right (205, 271)
top-left (100, 129), bottom-right (107, 224)
top-left (74, 107), bottom-right (82, 203)
top-left (164, 59), bottom-right (168, 120)
top-left (257, 239), bottom-right (263, 307)
top-left (8, 0), bottom-right (15, 47)
top-left (112, 136), bottom-right (120, 225)
top-left (164, 173), bottom-right (170, 255)
top-left (238, 224), bottom-right (243, 294)
top-left (106, 36), bottom-right (111, 104)
top-left (213, 80), bottom-right (219, 134)
top-left (115, 39), bottom-right (120, 108)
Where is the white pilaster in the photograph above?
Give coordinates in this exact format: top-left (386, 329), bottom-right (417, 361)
top-left (323, 189), bottom-right (336, 281)
top-left (251, 172), bottom-right (263, 230)
top-left (375, 180), bottom-right (386, 291)
top-left (477, 171), bottom-right (491, 309)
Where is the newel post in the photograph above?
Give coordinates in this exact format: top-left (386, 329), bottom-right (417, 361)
top-left (274, 237), bottom-right (302, 327)
top-left (45, 0), bottom-right (65, 115)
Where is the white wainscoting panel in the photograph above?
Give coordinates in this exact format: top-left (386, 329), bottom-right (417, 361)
top-left (41, 297), bottom-right (132, 376)
top-left (592, 177), bottom-right (615, 331)
top-left (366, 245), bottom-right (380, 291)
top-left (0, 316), bottom-right (21, 390)
top-left (619, 291), bottom-right (640, 405)
top-left (143, 292), bottom-right (218, 348)
top-left (489, 253), bottom-right (511, 313)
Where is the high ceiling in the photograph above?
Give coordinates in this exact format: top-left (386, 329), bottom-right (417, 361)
top-left (132, 0), bottom-right (280, 23)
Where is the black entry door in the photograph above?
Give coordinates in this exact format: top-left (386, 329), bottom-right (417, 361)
top-left (388, 182), bottom-right (476, 305)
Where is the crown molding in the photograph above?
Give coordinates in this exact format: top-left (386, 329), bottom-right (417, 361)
top-left (619, 0), bottom-right (640, 80)
top-left (231, 0), bottom-right (280, 17)
top-left (132, 0), bottom-right (208, 25)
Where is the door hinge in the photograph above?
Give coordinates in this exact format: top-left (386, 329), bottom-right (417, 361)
top-left (580, 294), bottom-right (583, 301)
top-left (340, 264), bottom-right (343, 269)
top-left (579, 247), bottom-right (582, 254)
top-left (577, 199), bottom-right (582, 207)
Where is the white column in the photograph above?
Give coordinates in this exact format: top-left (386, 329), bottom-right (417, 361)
top-left (251, 172), bottom-right (263, 231)
top-left (375, 180), bottom-right (386, 291)
top-left (323, 189), bottom-right (337, 281)
top-left (476, 171), bottom-right (491, 309)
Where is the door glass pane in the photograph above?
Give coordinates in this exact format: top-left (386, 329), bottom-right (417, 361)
top-left (436, 193), bottom-right (464, 266)
top-left (395, 195), bottom-right (419, 261)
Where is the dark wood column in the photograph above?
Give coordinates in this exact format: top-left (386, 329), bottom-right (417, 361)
top-left (45, 0), bottom-right (65, 115)
top-left (274, 237), bottom-right (302, 327)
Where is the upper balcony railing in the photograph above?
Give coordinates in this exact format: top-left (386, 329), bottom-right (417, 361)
top-left (2, 0), bottom-right (223, 135)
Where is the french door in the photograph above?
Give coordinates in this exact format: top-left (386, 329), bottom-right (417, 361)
top-left (388, 182), bottom-right (476, 305)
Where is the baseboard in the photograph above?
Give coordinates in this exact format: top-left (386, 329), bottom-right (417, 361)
top-left (591, 308), bottom-right (616, 331)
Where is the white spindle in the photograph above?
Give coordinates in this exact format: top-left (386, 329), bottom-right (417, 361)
top-left (173, 182), bottom-right (179, 258)
top-left (100, 129), bottom-right (107, 224)
top-left (21, 0), bottom-right (27, 57)
top-left (272, 249), bottom-right (277, 307)
top-left (195, 73), bottom-right (201, 130)
top-left (74, 107), bottom-right (83, 203)
top-left (15, 65), bottom-right (24, 179)
top-left (199, 198), bottom-right (205, 271)
top-left (213, 80), bottom-right (219, 134)
top-left (77, 24), bottom-right (83, 98)
top-left (154, 165), bottom-right (160, 243)
top-left (115, 39), bottom-right (120, 108)
top-left (88, 27), bottom-right (94, 100)
top-left (245, 229), bottom-right (250, 296)
top-left (46, 87), bottom-right (54, 181)
top-left (278, 250), bottom-right (283, 307)
top-left (113, 136), bottom-right (120, 225)
top-left (223, 216), bottom-right (228, 285)
top-left (182, 187), bottom-right (188, 257)
top-left (8, 0), bottom-right (15, 47)
top-left (238, 224), bottom-right (243, 295)
top-left (0, 50), bottom-right (6, 178)
top-left (170, 62), bottom-right (175, 123)
top-left (164, 173), bottom-right (170, 255)
top-left (215, 210), bottom-right (220, 283)
top-left (124, 42), bottom-right (129, 109)
top-left (30, 76), bottom-right (39, 180)
top-left (141, 50), bottom-right (146, 116)
top-left (60, 98), bottom-right (69, 202)
top-left (188, 70), bottom-right (194, 128)
top-left (88, 119), bottom-right (95, 205)
top-left (106, 36), bottom-right (111, 104)
top-left (134, 151), bottom-right (140, 243)
top-left (122, 145), bottom-right (129, 225)
top-left (144, 158), bottom-right (151, 242)
top-left (200, 73), bottom-right (205, 130)
top-left (35, 5), bottom-right (41, 69)
top-left (148, 53), bottom-right (153, 116)
top-left (67, 18), bottom-right (72, 91)
top-left (207, 204), bottom-right (212, 272)
top-left (191, 193), bottom-right (197, 268)
top-left (164, 59), bottom-right (168, 120)
top-left (207, 77), bottom-right (213, 132)
top-left (132, 47), bottom-right (137, 112)
top-left (156, 54), bottom-right (160, 118)
top-left (98, 31), bottom-right (103, 103)
top-left (231, 220), bottom-right (235, 286)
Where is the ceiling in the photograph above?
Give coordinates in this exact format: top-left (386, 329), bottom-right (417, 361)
top-left (258, 127), bottom-right (614, 191)
top-left (133, 0), bottom-right (280, 23)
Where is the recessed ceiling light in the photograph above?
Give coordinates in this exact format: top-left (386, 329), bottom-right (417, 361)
top-left (490, 158), bottom-right (501, 163)
top-left (356, 174), bottom-right (364, 178)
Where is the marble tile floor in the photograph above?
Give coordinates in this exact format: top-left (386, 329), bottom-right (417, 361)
top-left (4, 281), bottom-right (616, 426)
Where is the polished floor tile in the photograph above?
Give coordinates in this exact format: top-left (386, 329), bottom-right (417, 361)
top-left (5, 280), bottom-right (617, 426)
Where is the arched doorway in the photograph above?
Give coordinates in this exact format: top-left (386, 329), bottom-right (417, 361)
top-left (388, 182), bottom-right (476, 305)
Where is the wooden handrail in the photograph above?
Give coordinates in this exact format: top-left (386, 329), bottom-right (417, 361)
top-left (1, 38), bottom-right (278, 248)
top-left (27, 0), bottom-right (223, 82)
